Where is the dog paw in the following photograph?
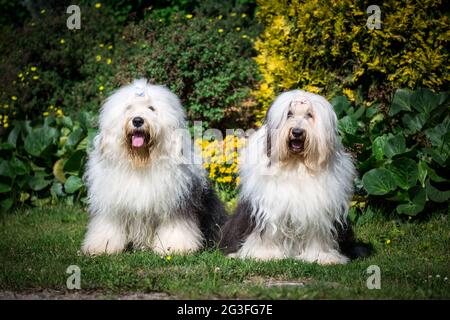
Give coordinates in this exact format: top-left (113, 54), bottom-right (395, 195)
top-left (81, 239), bottom-right (125, 256)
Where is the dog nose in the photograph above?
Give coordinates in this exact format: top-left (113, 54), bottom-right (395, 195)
top-left (291, 128), bottom-right (305, 138)
top-left (132, 117), bottom-right (144, 128)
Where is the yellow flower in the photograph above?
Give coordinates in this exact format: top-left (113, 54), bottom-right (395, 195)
top-left (3, 104), bottom-right (8, 109)
top-left (30, 66), bottom-right (37, 72)
top-left (3, 123), bottom-right (8, 128)
top-left (165, 255), bottom-right (172, 261)
top-left (235, 27), bottom-right (241, 31)
top-left (56, 109), bottom-right (64, 117)
top-left (343, 88), bottom-right (356, 102)
top-left (33, 75), bottom-right (39, 80)
top-left (49, 105), bottom-right (54, 110)
top-left (185, 14), bottom-right (193, 19)
top-left (218, 29), bottom-right (224, 33)
top-left (99, 43), bottom-right (104, 48)
top-left (241, 13), bottom-right (247, 18)
top-left (241, 34), bottom-right (248, 39)
top-left (99, 85), bottom-right (105, 91)
top-left (236, 177), bottom-right (240, 185)
top-left (230, 12), bottom-right (237, 17)
top-left (95, 3), bottom-right (102, 9)
top-left (107, 58), bottom-right (112, 65)
top-left (43, 112), bottom-right (49, 117)
top-left (11, 96), bottom-right (17, 101)
top-left (40, 9), bottom-right (46, 14)
top-left (96, 55), bottom-right (101, 62)
top-left (217, 15), bottom-right (223, 20)
top-left (385, 239), bottom-right (391, 245)
top-left (60, 39), bottom-right (65, 44)
top-left (107, 45), bottom-right (113, 50)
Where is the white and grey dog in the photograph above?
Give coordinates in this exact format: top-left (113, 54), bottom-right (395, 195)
top-left (220, 90), bottom-right (362, 264)
top-left (82, 79), bottom-right (226, 255)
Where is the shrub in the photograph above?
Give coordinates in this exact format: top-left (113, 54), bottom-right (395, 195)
top-left (253, 0), bottom-right (449, 123)
top-left (114, 11), bottom-right (261, 129)
top-left (334, 88), bottom-right (449, 217)
top-left (0, 4), bottom-right (121, 130)
top-left (0, 112), bottom-right (95, 211)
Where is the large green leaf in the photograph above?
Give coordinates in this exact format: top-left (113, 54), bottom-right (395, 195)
top-left (0, 182), bottom-right (11, 193)
top-left (64, 176), bottom-right (84, 194)
top-left (389, 88), bottom-right (412, 116)
top-left (372, 135), bottom-right (389, 160)
top-left (384, 134), bottom-right (406, 158)
top-left (0, 160), bottom-right (14, 178)
top-left (28, 175), bottom-right (52, 191)
top-left (424, 118), bottom-right (450, 149)
top-left (10, 157), bottom-right (29, 175)
top-left (65, 128), bottom-right (85, 149)
top-left (24, 126), bottom-right (58, 157)
top-left (7, 124), bottom-right (20, 147)
top-left (402, 112), bottom-right (428, 134)
top-left (410, 88), bottom-right (440, 115)
top-left (388, 158), bottom-right (418, 190)
top-left (331, 95), bottom-right (351, 118)
top-left (338, 115), bottom-right (358, 134)
top-left (396, 188), bottom-right (426, 216)
top-left (63, 150), bottom-right (86, 174)
top-left (426, 179), bottom-right (450, 203)
top-left (362, 168), bottom-right (398, 195)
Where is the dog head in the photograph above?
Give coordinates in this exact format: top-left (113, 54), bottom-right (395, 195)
top-left (97, 79), bottom-right (186, 167)
top-left (265, 90), bottom-right (338, 171)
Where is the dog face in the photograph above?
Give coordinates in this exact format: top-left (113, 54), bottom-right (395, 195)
top-left (123, 101), bottom-right (158, 164)
top-left (266, 91), bottom-right (338, 170)
top-left (97, 79), bottom-right (186, 167)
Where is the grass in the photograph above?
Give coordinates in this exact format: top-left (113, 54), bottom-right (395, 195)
top-left (0, 205), bottom-right (449, 299)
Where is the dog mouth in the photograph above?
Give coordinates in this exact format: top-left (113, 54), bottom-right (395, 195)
top-left (288, 138), bottom-right (305, 153)
top-left (129, 131), bottom-right (150, 149)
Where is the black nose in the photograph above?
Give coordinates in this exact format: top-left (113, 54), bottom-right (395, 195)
top-left (132, 117), bottom-right (144, 128)
top-left (291, 128), bottom-right (305, 138)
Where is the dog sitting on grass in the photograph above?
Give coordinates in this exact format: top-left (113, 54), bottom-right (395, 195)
top-left (82, 79), bottom-right (226, 256)
top-left (220, 90), bottom-right (368, 264)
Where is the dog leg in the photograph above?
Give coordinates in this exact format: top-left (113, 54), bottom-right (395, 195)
top-left (297, 239), bottom-right (349, 265)
top-left (151, 219), bottom-right (203, 255)
top-left (82, 214), bottom-right (127, 255)
top-left (235, 232), bottom-right (285, 260)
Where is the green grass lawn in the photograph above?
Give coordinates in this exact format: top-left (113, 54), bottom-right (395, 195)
top-left (0, 206), bottom-right (449, 299)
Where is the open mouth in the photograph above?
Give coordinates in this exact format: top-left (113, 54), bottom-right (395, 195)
top-left (288, 138), bottom-right (304, 153)
top-left (130, 131), bottom-right (146, 148)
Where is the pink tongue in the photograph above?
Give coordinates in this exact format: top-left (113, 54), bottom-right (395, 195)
top-left (132, 135), bottom-right (145, 147)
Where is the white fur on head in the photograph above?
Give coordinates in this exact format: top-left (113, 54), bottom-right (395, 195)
top-left (265, 90), bottom-right (338, 171)
top-left (237, 90), bottom-right (355, 264)
top-left (97, 79), bottom-right (186, 166)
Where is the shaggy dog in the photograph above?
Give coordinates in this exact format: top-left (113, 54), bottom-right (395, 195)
top-left (82, 79), bottom-right (226, 255)
top-left (220, 90), bottom-right (363, 264)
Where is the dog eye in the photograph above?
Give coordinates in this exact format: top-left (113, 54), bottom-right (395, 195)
top-left (287, 111), bottom-right (293, 118)
top-left (306, 112), bottom-right (313, 118)
top-left (148, 106), bottom-right (155, 111)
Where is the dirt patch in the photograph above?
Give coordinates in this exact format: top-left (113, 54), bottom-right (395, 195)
top-left (0, 289), bottom-right (173, 300)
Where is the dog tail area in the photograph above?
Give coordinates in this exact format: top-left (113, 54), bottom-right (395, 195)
top-left (218, 199), bottom-right (256, 254)
top-left (336, 219), bottom-right (373, 260)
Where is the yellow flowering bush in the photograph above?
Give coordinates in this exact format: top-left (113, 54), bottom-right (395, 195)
top-left (253, 0), bottom-right (449, 122)
top-left (196, 135), bottom-right (246, 200)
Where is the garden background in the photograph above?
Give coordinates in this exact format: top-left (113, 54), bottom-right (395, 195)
top-left (0, 0), bottom-right (448, 299)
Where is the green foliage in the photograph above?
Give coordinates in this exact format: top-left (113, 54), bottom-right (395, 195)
top-left (253, 0), bottom-right (449, 121)
top-left (335, 88), bottom-right (450, 216)
top-left (0, 113), bottom-right (96, 212)
top-left (115, 10), bottom-right (260, 128)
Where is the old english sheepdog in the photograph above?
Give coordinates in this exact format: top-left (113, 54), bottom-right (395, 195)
top-left (220, 90), bottom-right (364, 264)
top-left (82, 79), bottom-right (226, 255)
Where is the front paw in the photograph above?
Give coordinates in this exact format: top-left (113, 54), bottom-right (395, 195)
top-left (82, 237), bottom-right (125, 255)
top-left (297, 250), bottom-right (349, 265)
